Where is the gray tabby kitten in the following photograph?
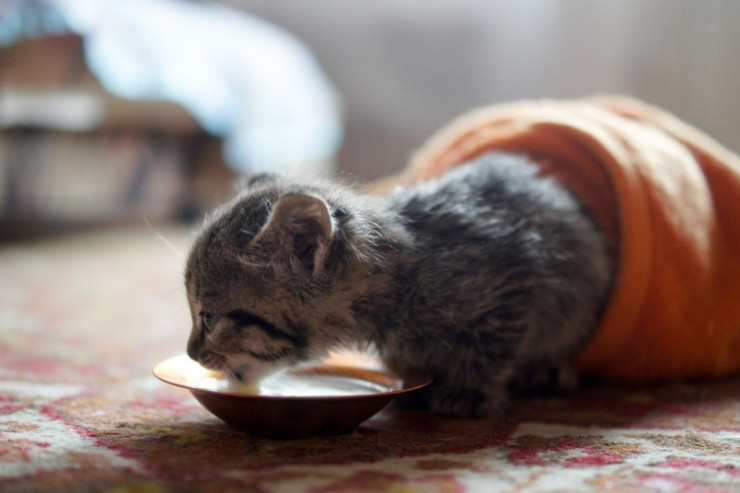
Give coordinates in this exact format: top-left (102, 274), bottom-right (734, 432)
top-left (185, 152), bottom-right (613, 417)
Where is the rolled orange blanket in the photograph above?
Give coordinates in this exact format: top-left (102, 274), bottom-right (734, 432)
top-left (385, 96), bottom-right (740, 382)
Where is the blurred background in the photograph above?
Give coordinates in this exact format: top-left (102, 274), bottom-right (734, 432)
top-left (1, 0), bottom-right (739, 239)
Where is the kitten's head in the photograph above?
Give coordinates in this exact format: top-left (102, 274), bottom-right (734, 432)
top-left (184, 177), bottom-right (397, 381)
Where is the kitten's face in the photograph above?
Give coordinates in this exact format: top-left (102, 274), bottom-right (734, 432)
top-left (185, 254), bottom-right (307, 381)
top-left (184, 184), bottom-right (355, 381)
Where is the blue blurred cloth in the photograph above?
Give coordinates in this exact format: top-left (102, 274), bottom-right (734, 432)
top-left (1, 0), bottom-right (343, 174)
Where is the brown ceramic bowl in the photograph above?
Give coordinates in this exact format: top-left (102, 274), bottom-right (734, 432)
top-left (153, 352), bottom-right (432, 439)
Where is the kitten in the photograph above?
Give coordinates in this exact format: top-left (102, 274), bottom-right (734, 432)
top-left (184, 152), bottom-right (613, 417)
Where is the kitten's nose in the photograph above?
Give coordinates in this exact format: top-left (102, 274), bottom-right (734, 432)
top-left (187, 338), bottom-right (201, 361)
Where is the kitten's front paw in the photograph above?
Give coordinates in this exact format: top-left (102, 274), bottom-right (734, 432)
top-left (430, 389), bottom-right (506, 418)
top-left (508, 363), bottom-right (578, 398)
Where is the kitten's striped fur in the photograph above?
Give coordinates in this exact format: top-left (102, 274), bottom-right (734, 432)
top-left (185, 153), bottom-right (613, 417)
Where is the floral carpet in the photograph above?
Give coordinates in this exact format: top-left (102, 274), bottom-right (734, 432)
top-left (1, 226), bottom-right (739, 492)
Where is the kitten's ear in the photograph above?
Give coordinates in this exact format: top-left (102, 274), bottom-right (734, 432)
top-left (254, 193), bottom-right (334, 274)
top-left (247, 172), bottom-right (278, 186)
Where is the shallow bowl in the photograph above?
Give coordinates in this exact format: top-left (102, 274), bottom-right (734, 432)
top-left (153, 352), bottom-right (432, 439)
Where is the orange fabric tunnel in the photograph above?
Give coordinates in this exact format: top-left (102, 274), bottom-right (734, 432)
top-left (384, 96), bottom-right (740, 381)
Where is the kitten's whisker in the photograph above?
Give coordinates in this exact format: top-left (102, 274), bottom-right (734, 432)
top-left (144, 218), bottom-right (185, 260)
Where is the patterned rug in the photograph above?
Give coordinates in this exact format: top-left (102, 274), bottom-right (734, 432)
top-left (1, 226), bottom-right (739, 492)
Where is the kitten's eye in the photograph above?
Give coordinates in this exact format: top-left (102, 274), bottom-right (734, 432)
top-left (199, 311), bottom-right (221, 331)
